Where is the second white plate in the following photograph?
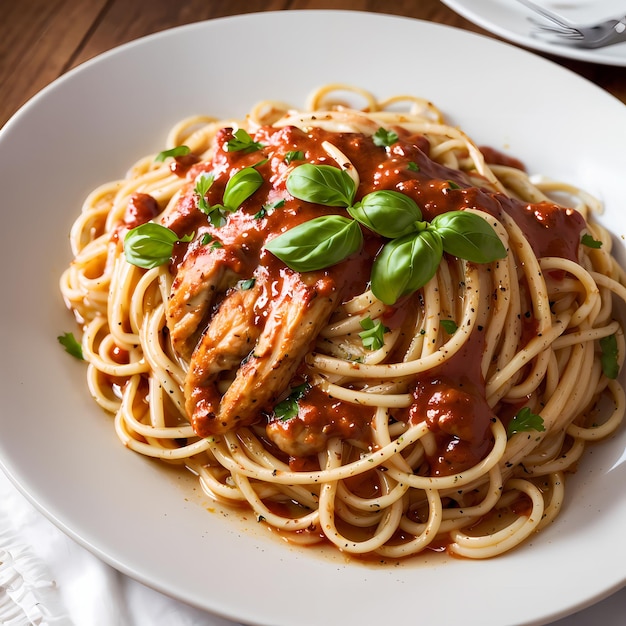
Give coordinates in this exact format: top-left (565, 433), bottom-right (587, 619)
top-left (442, 0), bottom-right (626, 65)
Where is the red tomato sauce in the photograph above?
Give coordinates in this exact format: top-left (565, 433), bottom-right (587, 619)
top-left (160, 124), bottom-right (584, 474)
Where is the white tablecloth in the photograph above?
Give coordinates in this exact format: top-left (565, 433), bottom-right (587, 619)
top-left (1, 470), bottom-right (624, 626)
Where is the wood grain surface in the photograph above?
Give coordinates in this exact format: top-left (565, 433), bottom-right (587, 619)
top-left (2, 0), bottom-right (626, 129)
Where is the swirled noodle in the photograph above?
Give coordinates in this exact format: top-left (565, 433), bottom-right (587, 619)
top-left (60, 85), bottom-right (626, 560)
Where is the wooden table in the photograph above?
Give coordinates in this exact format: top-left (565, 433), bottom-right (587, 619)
top-left (2, 0), bottom-right (626, 129)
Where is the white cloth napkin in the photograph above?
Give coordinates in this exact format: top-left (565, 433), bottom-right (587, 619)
top-left (1, 469), bottom-right (624, 626)
top-left (0, 471), bottom-right (238, 626)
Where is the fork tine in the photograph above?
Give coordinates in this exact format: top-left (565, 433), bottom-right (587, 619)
top-left (534, 30), bottom-right (584, 40)
top-left (516, 0), bottom-right (575, 30)
top-left (528, 18), bottom-right (582, 38)
top-left (518, 0), bottom-right (626, 48)
top-left (528, 18), bottom-right (578, 34)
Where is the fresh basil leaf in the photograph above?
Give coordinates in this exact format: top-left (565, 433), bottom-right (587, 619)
top-left (265, 215), bottom-right (363, 272)
top-left (430, 210), bottom-right (506, 263)
top-left (440, 319), bottom-right (458, 334)
top-left (600, 334), bottom-right (619, 379)
top-left (371, 229), bottom-right (443, 305)
top-left (225, 128), bottom-right (264, 153)
top-left (359, 316), bottom-right (389, 351)
top-left (58, 332), bottom-right (84, 360)
top-left (223, 167), bottom-right (264, 211)
top-left (274, 383), bottom-right (311, 420)
top-left (373, 127), bottom-right (399, 147)
top-left (194, 173), bottom-right (214, 214)
top-left (155, 145), bottom-right (190, 162)
top-left (348, 190), bottom-right (422, 239)
top-left (581, 233), bottom-right (602, 249)
top-left (507, 406), bottom-right (545, 438)
top-left (124, 222), bottom-right (192, 269)
top-left (286, 164), bottom-right (356, 208)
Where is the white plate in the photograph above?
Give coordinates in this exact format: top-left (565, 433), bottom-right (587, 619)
top-left (442, 0), bottom-right (626, 65)
top-left (0, 10), bottom-right (625, 626)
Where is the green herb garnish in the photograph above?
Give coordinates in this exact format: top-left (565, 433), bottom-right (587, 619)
top-left (265, 163), bottom-right (506, 305)
top-left (274, 383), bottom-right (311, 420)
top-left (507, 407), bottom-right (545, 438)
top-left (57, 332), bottom-right (84, 360)
top-left (155, 145), bottom-right (190, 162)
top-left (225, 129), bottom-right (264, 153)
top-left (600, 334), bottom-right (619, 379)
top-left (285, 150), bottom-right (305, 164)
top-left (238, 278), bottom-right (256, 291)
top-left (440, 319), bottom-right (458, 334)
top-left (371, 229), bottom-right (444, 305)
top-left (265, 215), bottom-right (363, 272)
top-left (194, 173), bottom-right (214, 215)
top-left (124, 223), bottom-right (193, 268)
top-left (581, 233), bottom-right (602, 249)
top-left (286, 163), bottom-right (356, 207)
top-left (195, 167), bottom-right (263, 227)
top-left (430, 211), bottom-right (506, 263)
top-left (222, 167), bottom-right (263, 211)
top-left (373, 127), bottom-right (399, 147)
top-left (359, 317), bottom-right (390, 351)
top-left (348, 190), bottom-right (422, 239)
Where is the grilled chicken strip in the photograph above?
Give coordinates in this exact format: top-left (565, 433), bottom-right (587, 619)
top-left (187, 269), bottom-right (340, 437)
top-left (183, 279), bottom-right (263, 431)
top-left (160, 124), bottom-right (376, 439)
top-left (166, 244), bottom-right (247, 361)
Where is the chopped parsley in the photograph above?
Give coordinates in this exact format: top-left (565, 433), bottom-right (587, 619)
top-left (155, 145), bottom-right (190, 162)
top-left (284, 150), bottom-right (305, 164)
top-left (507, 407), bottom-right (545, 439)
top-left (581, 233), bottom-right (602, 249)
top-left (237, 278), bottom-right (256, 291)
top-left (274, 383), bottom-right (311, 420)
top-left (359, 316), bottom-right (390, 351)
top-left (194, 173), bottom-right (215, 215)
top-left (58, 332), bottom-right (84, 360)
top-left (372, 127), bottom-right (399, 147)
top-left (225, 129), bottom-right (264, 153)
top-left (440, 319), bottom-right (458, 334)
top-left (600, 334), bottom-right (619, 379)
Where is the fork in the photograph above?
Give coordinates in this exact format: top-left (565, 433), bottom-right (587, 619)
top-left (516, 0), bottom-right (626, 48)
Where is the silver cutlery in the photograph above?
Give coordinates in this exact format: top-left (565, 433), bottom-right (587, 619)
top-left (516, 0), bottom-right (626, 48)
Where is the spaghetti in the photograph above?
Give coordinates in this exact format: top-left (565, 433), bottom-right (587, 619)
top-left (60, 85), bottom-right (626, 559)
